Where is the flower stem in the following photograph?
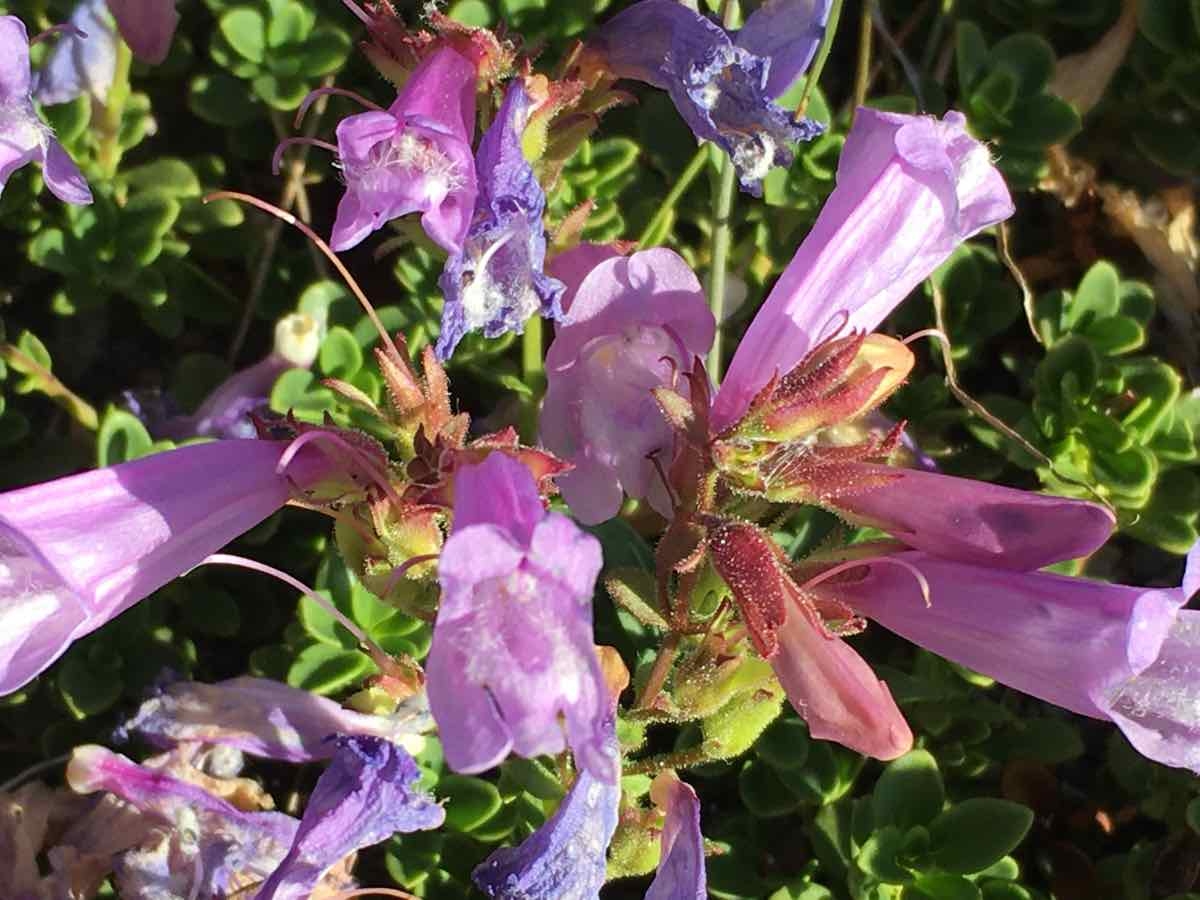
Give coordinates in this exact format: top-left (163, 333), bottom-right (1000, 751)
top-left (852, 1), bottom-right (875, 117)
top-left (520, 315), bottom-right (545, 442)
top-left (97, 39), bottom-right (132, 177)
top-left (705, 154), bottom-right (737, 381)
top-left (637, 145), bottom-right (709, 249)
top-left (797, 0), bottom-right (846, 118)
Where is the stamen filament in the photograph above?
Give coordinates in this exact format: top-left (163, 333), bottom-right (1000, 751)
top-left (203, 191), bottom-right (404, 362)
top-left (271, 137), bottom-right (340, 176)
top-left (279, 429), bottom-right (404, 510)
top-left (295, 88), bottom-right (384, 129)
top-left (340, 0), bottom-right (373, 26)
top-left (800, 555), bottom-right (931, 608)
top-left (30, 23), bottom-right (86, 45)
top-left (382, 554), bottom-right (441, 597)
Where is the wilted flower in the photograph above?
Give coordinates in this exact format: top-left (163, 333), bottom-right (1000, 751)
top-left (436, 78), bottom-right (565, 359)
top-left (426, 452), bottom-right (613, 779)
top-left (33, 0), bottom-right (118, 105)
top-left (0, 439), bottom-right (333, 694)
top-left (711, 108), bottom-right (1016, 431)
top-left (319, 42), bottom-right (478, 253)
top-left (838, 544), bottom-right (1200, 773)
top-left (590, 0), bottom-right (829, 192)
top-left (0, 15), bottom-right (92, 205)
top-left (645, 773), bottom-right (706, 900)
top-left (106, 0), bottom-right (179, 64)
top-left (541, 247), bottom-right (715, 524)
top-left (123, 676), bottom-right (431, 763)
top-left (473, 720), bottom-right (620, 898)
top-left (67, 744), bottom-right (299, 897)
top-left (257, 736), bottom-right (445, 899)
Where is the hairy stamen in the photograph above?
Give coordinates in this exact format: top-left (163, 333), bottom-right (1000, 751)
top-left (271, 137), bottom-right (340, 176)
top-left (295, 87), bottom-right (384, 129)
top-left (800, 555), bottom-right (932, 608)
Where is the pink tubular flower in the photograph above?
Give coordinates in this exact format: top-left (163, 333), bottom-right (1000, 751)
top-left (426, 453), bottom-right (613, 780)
top-left (540, 247), bottom-right (716, 524)
top-left (839, 544), bottom-right (1200, 773)
top-left (107, 0), bottom-right (180, 64)
top-left (711, 108), bottom-right (1015, 432)
top-left (0, 440), bottom-right (331, 695)
top-left (325, 43), bottom-right (478, 253)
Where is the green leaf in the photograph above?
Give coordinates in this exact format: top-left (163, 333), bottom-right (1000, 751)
top-left (117, 193), bottom-right (181, 267)
top-left (179, 586), bottom-right (241, 638)
top-left (874, 750), bottom-right (945, 831)
top-left (739, 759), bottom-right (801, 818)
top-left (448, 0), bottom-right (494, 26)
top-left (1066, 262), bottom-right (1121, 328)
top-left (287, 643), bottom-right (373, 694)
top-left (220, 7), bottom-right (268, 63)
top-left (252, 73), bottom-right (310, 110)
top-left (754, 716), bottom-right (811, 772)
top-left (859, 825), bottom-right (913, 883)
top-left (294, 27), bottom-right (353, 76)
top-left (189, 73), bottom-right (260, 126)
top-left (297, 589), bottom-right (356, 649)
top-left (124, 159), bottom-right (202, 199)
top-left (439, 774), bottom-right (504, 832)
top-left (501, 757), bottom-right (565, 801)
top-left (928, 800), bottom-right (1034, 874)
top-left (980, 884), bottom-right (1031, 900)
top-left (319, 326), bottom-right (364, 380)
top-left (905, 873), bottom-right (983, 900)
top-left (956, 21), bottom-right (991, 91)
top-left (40, 94), bottom-right (91, 144)
top-left (58, 655), bottom-right (124, 719)
top-left (96, 408), bottom-right (155, 466)
top-left (1002, 95), bottom-right (1080, 148)
top-left (267, 0), bottom-right (313, 46)
top-left (991, 33), bottom-right (1056, 97)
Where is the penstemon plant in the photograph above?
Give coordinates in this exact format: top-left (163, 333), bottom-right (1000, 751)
top-left (1, 0), bottom-right (1199, 898)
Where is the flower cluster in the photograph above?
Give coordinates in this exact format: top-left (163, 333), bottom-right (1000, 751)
top-left (1, 0), bottom-right (1198, 898)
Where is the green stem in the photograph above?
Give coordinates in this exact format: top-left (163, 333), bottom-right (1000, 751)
top-left (520, 315), bottom-right (545, 442)
top-left (852, 0), bottom-right (874, 118)
top-left (705, 155), bottom-right (737, 380)
top-left (797, 0), bottom-right (846, 118)
top-left (97, 40), bottom-right (132, 177)
top-left (637, 146), bottom-right (708, 249)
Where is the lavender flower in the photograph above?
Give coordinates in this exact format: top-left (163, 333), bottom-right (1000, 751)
top-left (436, 79), bottom-right (565, 359)
top-left (107, 0), bottom-right (179, 64)
top-left (0, 439), bottom-right (331, 694)
top-left (123, 676), bottom-right (431, 763)
top-left (540, 247), bottom-right (715, 524)
top-left (473, 722), bottom-right (620, 898)
top-left (645, 774), bottom-right (706, 900)
top-left (839, 544), bottom-right (1200, 772)
top-left (257, 736), bottom-right (445, 899)
top-left (0, 16), bottom-right (92, 205)
top-left (67, 745), bottom-right (299, 896)
top-left (426, 453), bottom-right (613, 779)
top-left (327, 43), bottom-right (478, 253)
top-left (591, 0), bottom-right (829, 192)
top-left (711, 108), bottom-right (1015, 431)
top-left (33, 0), bottom-right (118, 106)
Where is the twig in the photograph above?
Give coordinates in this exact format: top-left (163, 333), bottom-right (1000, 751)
top-left (997, 222), bottom-right (1043, 345)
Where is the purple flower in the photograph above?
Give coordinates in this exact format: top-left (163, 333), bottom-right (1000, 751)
top-left (838, 544), bottom-right (1200, 772)
top-left (473, 722), bottom-right (620, 899)
top-left (426, 453), bottom-right (613, 780)
top-left (711, 108), bottom-right (1015, 431)
top-left (152, 312), bottom-right (321, 440)
top-left (33, 0), bottom-right (118, 106)
top-left (826, 465), bottom-right (1116, 571)
top-left (540, 247), bottom-right (715, 524)
top-left (435, 79), bottom-right (565, 359)
top-left (0, 439), bottom-right (331, 695)
top-left (257, 736), bottom-right (444, 899)
top-left (645, 774), bottom-right (706, 900)
top-left (67, 744), bottom-right (299, 896)
top-left (107, 0), bottom-right (179, 64)
top-left (0, 16), bottom-right (92, 205)
top-left (592, 0), bottom-right (829, 192)
top-left (328, 43), bottom-right (478, 253)
top-left (123, 676), bottom-right (431, 763)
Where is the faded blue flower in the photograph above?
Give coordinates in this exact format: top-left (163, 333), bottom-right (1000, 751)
top-left (33, 0), bottom-right (118, 105)
top-left (592, 0), bottom-right (831, 193)
top-left (257, 736), bottom-right (444, 899)
top-left (473, 722), bottom-right (620, 899)
top-left (646, 774), bottom-right (706, 900)
top-left (436, 79), bottom-right (565, 359)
